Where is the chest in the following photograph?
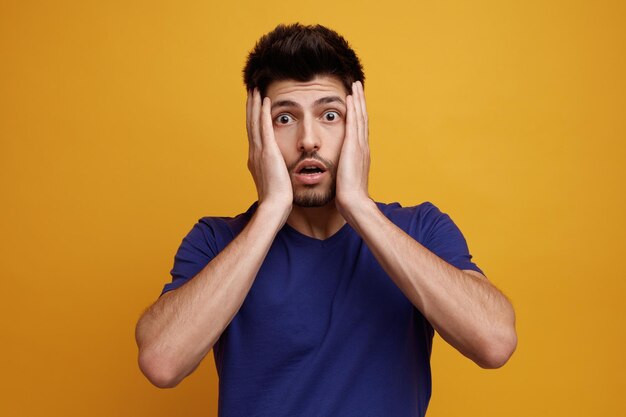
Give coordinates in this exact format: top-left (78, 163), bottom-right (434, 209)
top-left (229, 233), bottom-right (415, 357)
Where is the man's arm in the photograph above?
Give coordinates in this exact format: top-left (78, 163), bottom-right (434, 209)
top-left (335, 82), bottom-right (517, 368)
top-left (135, 90), bottom-right (291, 388)
top-left (341, 201), bottom-right (516, 368)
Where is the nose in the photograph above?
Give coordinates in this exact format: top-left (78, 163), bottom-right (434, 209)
top-left (297, 118), bottom-right (320, 152)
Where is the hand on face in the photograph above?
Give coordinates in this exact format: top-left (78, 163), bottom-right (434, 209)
top-left (336, 81), bottom-right (372, 214)
top-left (246, 88), bottom-right (293, 214)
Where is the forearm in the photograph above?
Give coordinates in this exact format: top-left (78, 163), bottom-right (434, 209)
top-left (135, 203), bottom-right (288, 387)
top-left (343, 200), bottom-right (517, 368)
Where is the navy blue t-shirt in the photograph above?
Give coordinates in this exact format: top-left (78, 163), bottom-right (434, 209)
top-left (161, 201), bottom-right (482, 417)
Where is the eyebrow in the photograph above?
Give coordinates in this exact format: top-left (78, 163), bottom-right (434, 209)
top-left (315, 96), bottom-right (345, 107)
top-left (271, 96), bottom-right (346, 111)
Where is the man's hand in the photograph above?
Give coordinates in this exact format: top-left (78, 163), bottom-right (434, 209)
top-left (136, 89), bottom-right (297, 388)
top-left (246, 88), bottom-right (293, 219)
top-left (336, 81), bottom-right (373, 217)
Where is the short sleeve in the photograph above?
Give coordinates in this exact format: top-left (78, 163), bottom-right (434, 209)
top-left (159, 207), bottom-right (254, 298)
top-left (160, 219), bottom-right (221, 296)
top-left (419, 202), bottom-right (484, 275)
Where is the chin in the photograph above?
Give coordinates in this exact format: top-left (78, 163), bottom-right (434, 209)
top-left (293, 188), bottom-right (336, 208)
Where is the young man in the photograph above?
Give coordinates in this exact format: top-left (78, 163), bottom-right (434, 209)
top-left (135, 23), bottom-right (517, 417)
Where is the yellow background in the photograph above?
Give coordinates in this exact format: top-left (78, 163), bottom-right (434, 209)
top-left (1, 0), bottom-right (624, 416)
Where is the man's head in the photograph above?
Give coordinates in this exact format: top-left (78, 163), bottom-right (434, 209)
top-left (266, 75), bottom-right (346, 207)
top-left (243, 23), bottom-right (364, 97)
top-left (244, 24), bottom-right (365, 208)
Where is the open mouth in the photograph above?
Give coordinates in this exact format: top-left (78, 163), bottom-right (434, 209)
top-left (293, 159), bottom-right (328, 185)
top-left (298, 166), bottom-right (325, 175)
top-left (294, 159), bottom-right (327, 175)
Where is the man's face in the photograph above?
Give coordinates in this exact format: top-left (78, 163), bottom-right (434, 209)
top-left (266, 75), bottom-right (347, 207)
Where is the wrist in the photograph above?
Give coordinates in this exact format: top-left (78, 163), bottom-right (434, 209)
top-left (337, 195), bottom-right (377, 226)
top-left (256, 200), bottom-right (292, 228)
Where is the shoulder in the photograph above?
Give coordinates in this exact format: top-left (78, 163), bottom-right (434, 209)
top-left (198, 202), bottom-right (257, 236)
top-left (376, 200), bottom-right (441, 219)
top-left (182, 202), bottom-right (257, 253)
top-left (376, 200), bottom-right (483, 274)
top-left (375, 201), bottom-right (446, 242)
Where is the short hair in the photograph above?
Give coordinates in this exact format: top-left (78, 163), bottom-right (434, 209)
top-left (243, 23), bottom-right (365, 96)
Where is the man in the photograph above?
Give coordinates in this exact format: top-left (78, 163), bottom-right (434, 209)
top-left (135, 23), bottom-right (517, 417)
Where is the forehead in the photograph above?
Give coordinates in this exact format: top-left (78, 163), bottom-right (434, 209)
top-left (265, 76), bottom-right (347, 104)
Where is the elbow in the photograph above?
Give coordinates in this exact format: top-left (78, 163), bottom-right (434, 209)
top-left (135, 310), bottom-right (184, 388)
top-left (476, 299), bottom-right (518, 369)
top-left (137, 349), bottom-right (183, 389)
top-left (476, 329), bottom-right (518, 369)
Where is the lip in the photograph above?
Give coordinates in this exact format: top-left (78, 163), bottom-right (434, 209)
top-left (292, 159), bottom-right (328, 185)
top-left (294, 171), bottom-right (327, 185)
top-left (293, 159), bottom-right (327, 174)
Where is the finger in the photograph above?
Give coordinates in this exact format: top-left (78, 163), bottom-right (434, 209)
top-left (260, 96), bottom-right (276, 147)
top-left (352, 82), bottom-right (365, 144)
top-left (354, 81), bottom-right (369, 145)
top-left (246, 89), bottom-right (252, 137)
top-left (354, 81), bottom-right (367, 116)
top-left (356, 81), bottom-right (368, 125)
top-left (353, 81), bottom-right (364, 131)
top-left (250, 88), bottom-right (262, 147)
top-left (344, 94), bottom-right (356, 147)
top-left (246, 90), bottom-right (255, 160)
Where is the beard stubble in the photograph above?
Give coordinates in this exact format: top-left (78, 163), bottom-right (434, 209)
top-left (287, 152), bottom-right (337, 208)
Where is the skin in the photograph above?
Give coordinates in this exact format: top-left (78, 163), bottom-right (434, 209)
top-left (265, 76), bottom-right (348, 238)
top-left (135, 75), bottom-right (517, 389)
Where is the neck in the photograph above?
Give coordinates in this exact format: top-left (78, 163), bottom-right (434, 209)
top-left (286, 200), bottom-right (346, 240)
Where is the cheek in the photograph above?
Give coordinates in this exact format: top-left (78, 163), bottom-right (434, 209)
top-left (337, 123), bottom-right (346, 141)
top-left (320, 122), bottom-right (345, 139)
top-left (273, 122), bottom-right (299, 141)
top-left (323, 123), bottom-right (345, 155)
top-left (273, 127), bottom-right (297, 162)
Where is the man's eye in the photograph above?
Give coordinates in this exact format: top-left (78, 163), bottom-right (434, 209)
top-left (323, 111), bottom-right (340, 122)
top-left (275, 114), bottom-right (294, 125)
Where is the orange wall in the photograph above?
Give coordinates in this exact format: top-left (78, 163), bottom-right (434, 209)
top-left (1, 1), bottom-right (625, 416)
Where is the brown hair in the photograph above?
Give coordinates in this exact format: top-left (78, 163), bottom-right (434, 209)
top-left (243, 23), bottom-right (365, 96)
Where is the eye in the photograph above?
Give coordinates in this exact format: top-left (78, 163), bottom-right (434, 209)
top-left (323, 111), bottom-right (340, 122)
top-left (275, 114), bottom-right (294, 125)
